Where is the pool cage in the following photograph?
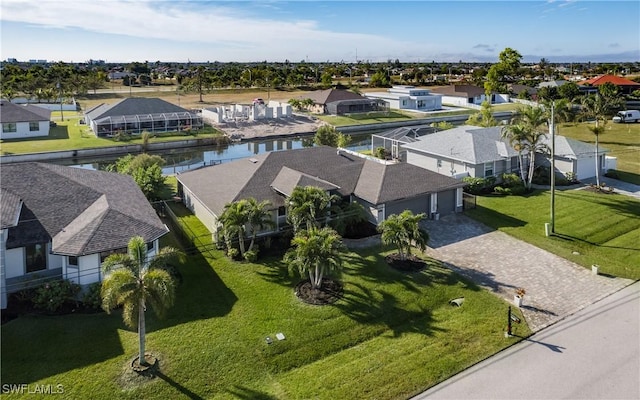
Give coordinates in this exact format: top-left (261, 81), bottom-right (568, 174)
top-left (92, 111), bottom-right (204, 137)
top-left (371, 125), bottom-right (436, 161)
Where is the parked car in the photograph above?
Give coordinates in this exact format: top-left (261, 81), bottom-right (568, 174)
top-left (612, 110), bottom-right (640, 123)
top-left (252, 98), bottom-right (265, 105)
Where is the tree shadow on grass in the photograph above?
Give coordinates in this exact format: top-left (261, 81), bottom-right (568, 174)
top-left (156, 371), bottom-right (206, 400)
top-left (227, 385), bottom-right (278, 400)
top-left (333, 281), bottom-right (445, 338)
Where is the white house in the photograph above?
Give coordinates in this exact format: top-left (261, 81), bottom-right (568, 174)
top-left (0, 163), bottom-right (169, 309)
top-left (365, 85), bottom-right (442, 112)
top-left (430, 85), bottom-right (488, 107)
top-left (0, 100), bottom-right (51, 139)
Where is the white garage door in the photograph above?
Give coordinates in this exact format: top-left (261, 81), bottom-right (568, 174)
top-left (576, 156), bottom-right (596, 180)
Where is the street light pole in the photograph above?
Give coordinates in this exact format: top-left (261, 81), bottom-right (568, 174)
top-left (550, 101), bottom-right (556, 234)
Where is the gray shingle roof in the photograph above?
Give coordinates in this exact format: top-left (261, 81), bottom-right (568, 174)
top-left (0, 100), bottom-right (51, 123)
top-left (85, 97), bottom-right (191, 121)
top-left (540, 135), bottom-right (605, 159)
top-left (402, 125), bottom-right (520, 164)
top-left (177, 146), bottom-right (465, 216)
top-left (0, 188), bottom-right (22, 229)
top-left (298, 89), bottom-right (367, 105)
top-left (0, 163), bottom-right (168, 255)
top-left (271, 166), bottom-right (340, 196)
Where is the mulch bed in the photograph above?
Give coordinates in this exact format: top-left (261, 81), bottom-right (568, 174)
top-left (583, 185), bottom-right (616, 194)
top-left (385, 253), bottom-right (427, 273)
top-left (295, 278), bottom-right (343, 305)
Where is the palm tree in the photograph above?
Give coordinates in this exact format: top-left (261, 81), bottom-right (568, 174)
top-left (502, 105), bottom-right (549, 189)
top-left (284, 226), bottom-right (344, 290)
top-left (219, 200), bottom-right (250, 257)
top-left (286, 186), bottom-right (338, 233)
top-left (377, 210), bottom-right (429, 261)
top-left (501, 123), bottom-right (528, 184)
top-left (245, 198), bottom-right (275, 253)
top-left (101, 236), bottom-right (178, 366)
top-left (581, 94), bottom-right (610, 186)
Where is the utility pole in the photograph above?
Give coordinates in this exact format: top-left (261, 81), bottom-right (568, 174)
top-left (550, 101), bottom-right (556, 234)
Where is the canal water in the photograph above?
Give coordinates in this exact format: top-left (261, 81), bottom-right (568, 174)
top-left (60, 133), bottom-right (374, 175)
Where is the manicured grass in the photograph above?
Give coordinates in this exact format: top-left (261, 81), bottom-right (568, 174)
top-left (557, 121), bottom-right (640, 184)
top-left (1, 204), bottom-right (529, 400)
top-left (0, 115), bottom-right (226, 155)
top-left (466, 189), bottom-right (640, 280)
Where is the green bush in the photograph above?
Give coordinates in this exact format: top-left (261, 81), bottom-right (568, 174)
top-left (500, 173), bottom-right (523, 188)
top-left (605, 169), bottom-right (620, 179)
top-left (226, 248), bottom-right (239, 260)
top-left (81, 282), bottom-right (103, 311)
top-left (374, 146), bottom-right (390, 160)
top-left (32, 280), bottom-right (81, 313)
top-left (244, 249), bottom-right (259, 263)
top-left (462, 176), bottom-right (496, 195)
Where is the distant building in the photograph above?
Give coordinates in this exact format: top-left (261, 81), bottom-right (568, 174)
top-left (365, 85), bottom-right (442, 112)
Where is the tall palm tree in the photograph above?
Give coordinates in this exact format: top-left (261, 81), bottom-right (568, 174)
top-left (503, 105), bottom-right (549, 189)
top-left (501, 123), bottom-right (528, 184)
top-left (101, 236), bottom-right (178, 366)
top-left (377, 210), bottom-right (428, 261)
top-left (581, 94), bottom-right (613, 186)
top-left (245, 198), bottom-right (275, 253)
top-left (286, 186), bottom-right (338, 233)
top-left (284, 226), bottom-right (344, 290)
top-left (219, 200), bottom-right (250, 257)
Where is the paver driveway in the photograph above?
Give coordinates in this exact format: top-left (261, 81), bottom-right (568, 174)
top-left (422, 213), bottom-right (633, 332)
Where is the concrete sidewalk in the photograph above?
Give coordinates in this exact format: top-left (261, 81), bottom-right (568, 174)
top-left (421, 214), bottom-right (633, 332)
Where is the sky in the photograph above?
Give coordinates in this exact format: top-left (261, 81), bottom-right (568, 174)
top-left (1, 0), bottom-right (639, 64)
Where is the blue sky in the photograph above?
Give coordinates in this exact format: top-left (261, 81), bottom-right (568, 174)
top-left (1, 0), bottom-right (638, 63)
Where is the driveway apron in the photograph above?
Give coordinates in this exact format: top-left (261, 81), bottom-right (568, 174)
top-left (421, 213), bottom-right (633, 332)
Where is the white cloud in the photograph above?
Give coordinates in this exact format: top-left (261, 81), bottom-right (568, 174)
top-left (0, 0), bottom-right (438, 61)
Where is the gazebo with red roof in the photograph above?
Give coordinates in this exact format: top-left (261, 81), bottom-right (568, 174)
top-left (578, 74), bottom-right (640, 94)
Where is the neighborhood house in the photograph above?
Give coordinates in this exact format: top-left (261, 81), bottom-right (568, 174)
top-left (0, 163), bottom-right (169, 309)
top-left (176, 146), bottom-right (466, 241)
top-left (365, 85), bottom-right (443, 112)
top-left (0, 100), bottom-right (52, 140)
top-left (83, 97), bottom-right (204, 137)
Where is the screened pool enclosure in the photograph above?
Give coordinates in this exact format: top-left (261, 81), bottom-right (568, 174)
top-left (91, 111), bottom-right (203, 137)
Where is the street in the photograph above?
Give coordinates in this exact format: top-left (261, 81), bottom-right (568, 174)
top-left (413, 282), bottom-right (640, 399)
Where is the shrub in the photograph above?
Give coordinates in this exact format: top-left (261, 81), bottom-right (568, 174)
top-left (565, 171), bottom-right (579, 184)
top-left (500, 173), bottom-right (523, 188)
top-left (32, 280), bottom-right (81, 313)
top-left (81, 282), bottom-right (103, 311)
top-left (493, 186), bottom-right (511, 195)
top-left (226, 248), bottom-right (239, 260)
top-left (604, 169), bottom-right (620, 179)
top-left (462, 176), bottom-right (496, 195)
top-left (244, 249), bottom-right (259, 263)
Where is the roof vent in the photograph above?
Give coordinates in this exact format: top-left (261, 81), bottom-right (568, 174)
top-left (249, 158), bottom-right (259, 163)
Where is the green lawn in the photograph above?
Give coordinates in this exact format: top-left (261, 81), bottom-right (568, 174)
top-left (0, 115), bottom-right (226, 155)
top-left (557, 121), bottom-right (640, 184)
top-left (466, 189), bottom-right (640, 280)
top-left (316, 109), bottom-right (474, 127)
top-left (1, 203), bottom-right (529, 400)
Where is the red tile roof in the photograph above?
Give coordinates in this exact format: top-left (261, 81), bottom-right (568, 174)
top-left (578, 74), bottom-right (640, 86)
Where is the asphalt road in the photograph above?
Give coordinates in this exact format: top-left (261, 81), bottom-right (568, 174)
top-left (413, 281), bottom-right (640, 400)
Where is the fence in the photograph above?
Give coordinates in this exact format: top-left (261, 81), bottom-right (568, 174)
top-left (159, 200), bottom-right (218, 258)
top-left (463, 193), bottom-right (477, 210)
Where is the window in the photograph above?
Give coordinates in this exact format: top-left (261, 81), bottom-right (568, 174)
top-left (3, 123), bottom-right (17, 133)
top-left (26, 243), bottom-right (47, 273)
top-left (68, 256), bottom-right (79, 267)
top-left (484, 162), bottom-right (494, 177)
top-left (146, 241), bottom-right (154, 252)
top-left (277, 206), bottom-right (286, 216)
top-left (100, 248), bottom-right (127, 264)
top-left (29, 122), bottom-right (39, 131)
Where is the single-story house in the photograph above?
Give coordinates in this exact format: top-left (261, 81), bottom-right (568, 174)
top-left (578, 74), bottom-right (640, 95)
top-left (176, 146), bottom-right (466, 239)
top-left (0, 163), bottom-right (169, 309)
top-left (401, 125), bottom-right (522, 180)
top-left (430, 85), bottom-right (488, 107)
top-left (509, 84), bottom-right (538, 100)
top-left (84, 97), bottom-right (204, 137)
top-left (365, 85), bottom-right (442, 112)
top-left (401, 125), bottom-right (607, 182)
top-left (0, 100), bottom-right (52, 139)
top-left (536, 135), bottom-right (609, 181)
top-left (297, 89), bottom-right (379, 115)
